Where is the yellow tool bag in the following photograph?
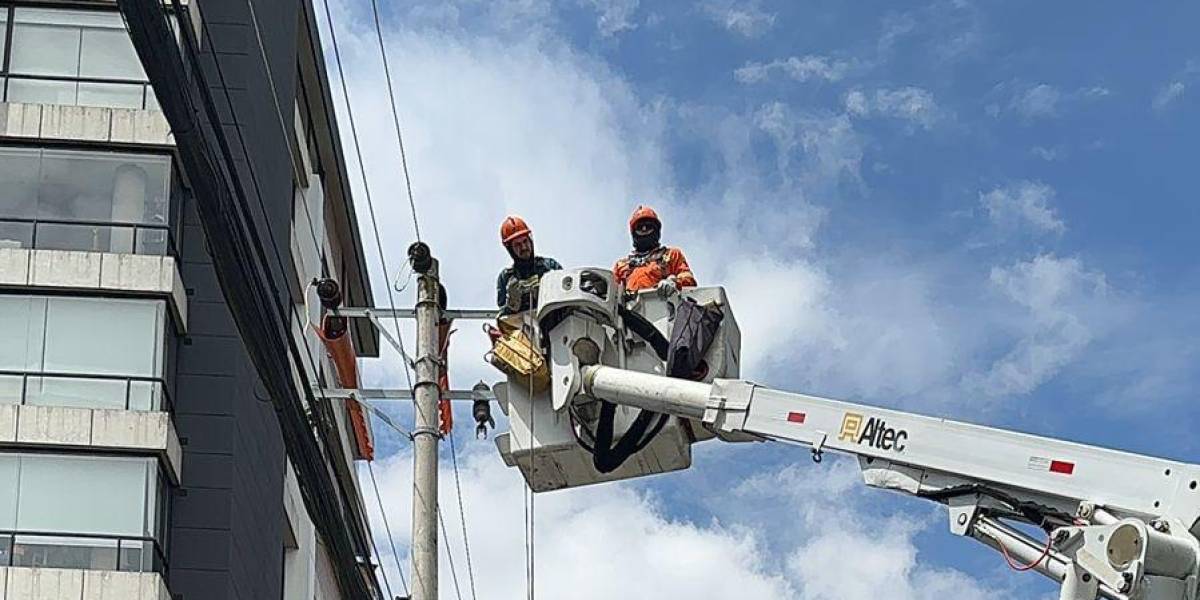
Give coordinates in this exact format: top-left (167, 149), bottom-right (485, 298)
top-left (484, 319), bottom-right (550, 392)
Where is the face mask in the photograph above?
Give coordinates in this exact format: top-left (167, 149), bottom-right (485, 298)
top-left (632, 225), bottom-right (660, 252)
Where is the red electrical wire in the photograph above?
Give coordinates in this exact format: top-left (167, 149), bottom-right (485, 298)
top-left (998, 532), bottom-right (1053, 572)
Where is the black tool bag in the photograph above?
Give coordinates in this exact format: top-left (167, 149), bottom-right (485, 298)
top-left (666, 297), bottom-right (724, 379)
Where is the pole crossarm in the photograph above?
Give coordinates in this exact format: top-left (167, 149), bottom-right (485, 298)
top-left (323, 388), bottom-right (496, 401)
top-left (335, 307), bottom-right (498, 320)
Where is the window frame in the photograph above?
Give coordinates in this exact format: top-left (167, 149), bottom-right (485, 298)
top-left (0, 3), bottom-right (161, 111)
top-left (0, 294), bottom-right (175, 413)
top-left (0, 143), bottom-right (184, 256)
top-left (0, 452), bottom-right (170, 574)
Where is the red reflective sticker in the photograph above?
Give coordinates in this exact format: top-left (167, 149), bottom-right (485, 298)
top-left (787, 412), bottom-right (806, 424)
top-left (1049, 460), bottom-right (1075, 475)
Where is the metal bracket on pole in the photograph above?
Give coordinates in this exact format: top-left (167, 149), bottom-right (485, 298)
top-left (362, 309), bottom-right (412, 364)
top-left (322, 388), bottom-right (496, 401)
top-left (335, 307), bottom-right (498, 321)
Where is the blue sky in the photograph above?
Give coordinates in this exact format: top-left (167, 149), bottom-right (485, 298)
top-left (316, 1), bottom-right (1200, 597)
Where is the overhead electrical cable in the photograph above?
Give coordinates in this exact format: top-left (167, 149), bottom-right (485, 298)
top-left (366, 0), bottom-right (421, 243)
top-left (448, 432), bottom-right (479, 600)
top-left (117, 0), bottom-right (379, 595)
top-left (318, 1), bottom-right (477, 597)
top-left (313, 0), bottom-right (425, 592)
top-left (185, 5), bottom-right (379, 574)
top-left (368, 461), bottom-right (411, 595)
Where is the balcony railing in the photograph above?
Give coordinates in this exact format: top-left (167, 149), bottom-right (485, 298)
top-left (2, 74), bottom-right (159, 112)
top-left (0, 217), bottom-right (176, 256)
top-left (0, 371), bottom-right (173, 413)
top-left (0, 530), bottom-right (167, 574)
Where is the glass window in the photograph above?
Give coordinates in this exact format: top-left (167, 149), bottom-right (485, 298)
top-left (9, 9), bottom-right (142, 80)
top-left (6, 78), bottom-right (77, 105)
top-left (0, 221), bottom-right (33, 248)
top-left (12, 535), bottom-right (119, 570)
top-left (0, 147), bottom-right (41, 219)
top-left (0, 455), bottom-right (18, 530)
top-left (0, 296), bottom-right (169, 412)
top-left (77, 81), bottom-right (145, 110)
top-left (15, 454), bottom-right (153, 538)
top-left (38, 149), bottom-right (170, 225)
top-left (0, 12), bottom-right (8, 65)
top-left (0, 147), bottom-right (175, 255)
top-left (79, 26), bottom-right (146, 81)
top-left (9, 13), bottom-right (83, 77)
top-left (43, 297), bottom-right (165, 377)
top-left (25, 376), bottom-right (128, 410)
top-left (0, 296), bottom-right (46, 373)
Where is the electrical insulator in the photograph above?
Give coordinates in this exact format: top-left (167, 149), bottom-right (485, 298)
top-left (471, 381), bottom-right (495, 439)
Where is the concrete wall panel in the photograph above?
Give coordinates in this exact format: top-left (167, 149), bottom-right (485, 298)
top-left (15, 405), bottom-right (92, 445)
top-left (0, 248), bottom-right (31, 285)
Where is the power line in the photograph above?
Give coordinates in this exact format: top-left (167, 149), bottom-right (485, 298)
top-left (368, 460), bottom-right (411, 597)
top-left (438, 505), bottom-right (465, 600)
top-left (122, 1), bottom-right (382, 597)
top-left (307, 0), bottom-right (429, 595)
top-left (367, 0), bottom-right (422, 243)
top-left (315, 1), bottom-right (452, 597)
top-left (448, 432), bottom-right (479, 600)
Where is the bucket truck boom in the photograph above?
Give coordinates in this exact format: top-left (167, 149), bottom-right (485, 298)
top-left (490, 268), bottom-right (1200, 600)
top-left (581, 365), bottom-right (1200, 600)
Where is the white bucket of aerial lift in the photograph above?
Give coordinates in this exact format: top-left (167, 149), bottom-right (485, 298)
top-left (493, 267), bottom-right (743, 492)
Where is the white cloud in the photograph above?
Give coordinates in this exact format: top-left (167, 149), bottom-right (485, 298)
top-left (313, 5), bottom-right (1182, 596)
top-left (582, 0), bottom-right (639, 37)
top-left (1011, 83), bottom-right (1061, 118)
top-left (1029, 146), bottom-right (1064, 161)
top-left (1152, 59), bottom-right (1198, 112)
top-left (980, 181), bottom-right (1066, 235)
top-left (734, 55), bottom-right (853, 84)
top-left (364, 448), bottom-right (1022, 599)
top-left (993, 82), bottom-right (1112, 120)
top-left (844, 86), bottom-right (942, 130)
top-left (963, 254), bottom-right (1109, 398)
top-left (1153, 81), bottom-right (1186, 111)
top-left (701, 0), bottom-right (776, 37)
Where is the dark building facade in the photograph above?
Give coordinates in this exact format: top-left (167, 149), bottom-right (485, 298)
top-left (0, 0), bottom-right (382, 598)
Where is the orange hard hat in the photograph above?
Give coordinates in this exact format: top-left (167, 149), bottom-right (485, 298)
top-left (628, 205), bottom-right (660, 232)
top-left (500, 215), bottom-right (532, 244)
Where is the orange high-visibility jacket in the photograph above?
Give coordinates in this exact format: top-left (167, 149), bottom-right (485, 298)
top-left (613, 246), bottom-right (696, 292)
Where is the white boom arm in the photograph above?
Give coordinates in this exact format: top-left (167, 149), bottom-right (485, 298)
top-left (581, 365), bottom-right (1200, 600)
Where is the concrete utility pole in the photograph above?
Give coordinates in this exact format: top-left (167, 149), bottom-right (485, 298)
top-left (408, 242), bottom-right (440, 600)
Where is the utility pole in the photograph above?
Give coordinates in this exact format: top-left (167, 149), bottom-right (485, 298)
top-left (408, 241), bottom-right (440, 600)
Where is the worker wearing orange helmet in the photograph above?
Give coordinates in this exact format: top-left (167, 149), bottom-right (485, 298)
top-left (613, 205), bottom-right (696, 296)
top-left (496, 215), bottom-right (562, 315)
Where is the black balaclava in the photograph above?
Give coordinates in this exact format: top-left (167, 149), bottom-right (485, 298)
top-left (632, 220), bottom-right (661, 253)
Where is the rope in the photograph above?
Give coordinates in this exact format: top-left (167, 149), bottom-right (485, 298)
top-left (449, 432), bottom-right (479, 600)
top-left (521, 289), bottom-right (537, 600)
top-left (367, 0), bottom-right (422, 242)
top-left (367, 461), bottom-right (411, 597)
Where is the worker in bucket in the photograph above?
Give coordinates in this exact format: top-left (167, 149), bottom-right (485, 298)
top-left (613, 205), bottom-right (696, 296)
top-left (496, 215), bottom-right (562, 315)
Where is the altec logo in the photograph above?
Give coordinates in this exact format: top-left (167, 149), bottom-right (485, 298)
top-left (838, 412), bottom-right (909, 452)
